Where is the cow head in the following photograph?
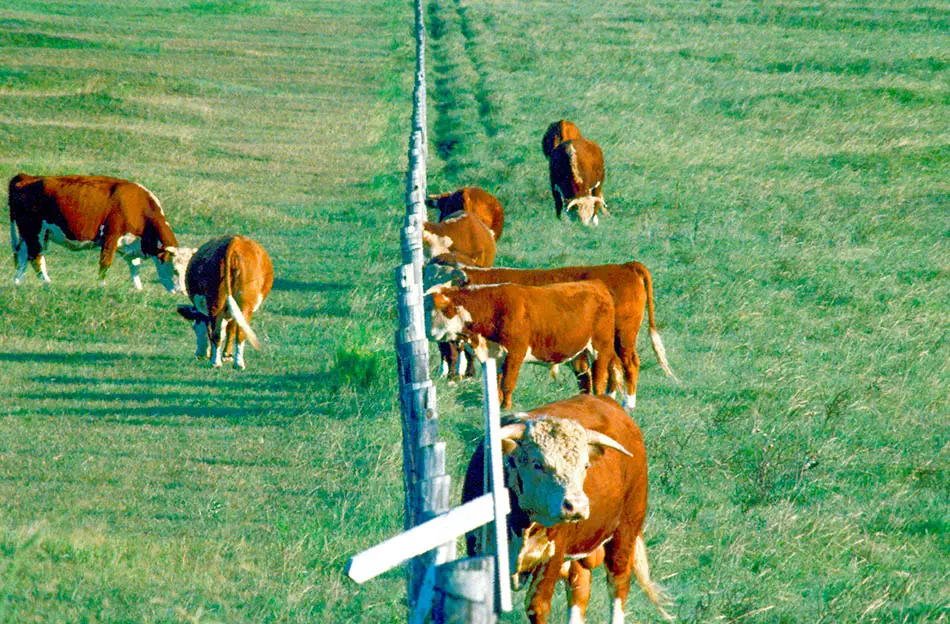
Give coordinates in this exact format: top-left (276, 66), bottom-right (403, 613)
top-left (500, 416), bottom-right (632, 527)
top-left (425, 290), bottom-right (471, 342)
top-left (565, 197), bottom-right (606, 227)
top-left (155, 246), bottom-right (196, 293)
top-left (422, 259), bottom-right (468, 292)
top-left (177, 305), bottom-right (212, 359)
top-left (426, 191), bottom-right (463, 221)
top-left (421, 227), bottom-right (454, 259)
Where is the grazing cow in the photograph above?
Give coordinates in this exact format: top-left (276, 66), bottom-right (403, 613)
top-left (9, 173), bottom-right (191, 291)
top-left (176, 235), bottom-right (273, 370)
top-left (424, 259), bottom-right (676, 410)
top-left (422, 209), bottom-right (497, 380)
top-left (462, 394), bottom-right (673, 623)
top-left (422, 211), bottom-right (496, 268)
top-left (549, 138), bottom-right (606, 226)
top-left (426, 187), bottom-right (505, 241)
top-left (541, 119), bottom-right (583, 160)
top-left (425, 281), bottom-right (616, 409)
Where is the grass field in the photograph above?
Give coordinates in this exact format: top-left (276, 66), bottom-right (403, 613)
top-left (0, 1), bottom-right (947, 622)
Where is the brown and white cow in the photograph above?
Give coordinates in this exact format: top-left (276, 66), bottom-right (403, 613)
top-left (541, 119), bottom-right (583, 161)
top-left (9, 173), bottom-right (191, 291)
top-left (549, 138), bottom-right (606, 226)
top-left (424, 259), bottom-right (677, 410)
top-left (176, 235), bottom-right (273, 370)
top-left (462, 394), bottom-right (673, 623)
top-left (426, 186), bottom-right (505, 241)
top-left (425, 281), bottom-right (616, 409)
top-left (422, 211), bottom-right (498, 380)
top-left (422, 211), bottom-right (496, 268)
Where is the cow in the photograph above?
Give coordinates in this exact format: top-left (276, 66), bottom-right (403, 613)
top-left (549, 138), bottom-right (606, 226)
top-left (9, 173), bottom-right (191, 291)
top-left (541, 119), bottom-right (583, 160)
top-left (176, 235), bottom-right (274, 370)
top-left (422, 211), bottom-right (496, 268)
top-left (425, 281), bottom-right (616, 410)
top-left (462, 394), bottom-right (674, 623)
top-left (426, 186), bottom-right (505, 241)
top-left (424, 259), bottom-right (677, 410)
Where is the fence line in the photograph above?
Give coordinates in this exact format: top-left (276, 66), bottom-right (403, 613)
top-left (394, 0), bottom-right (454, 615)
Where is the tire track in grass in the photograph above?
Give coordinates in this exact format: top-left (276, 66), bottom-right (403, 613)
top-left (426, 0), bottom-right (510, 186)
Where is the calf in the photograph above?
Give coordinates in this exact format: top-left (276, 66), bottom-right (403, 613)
top-left (426, 186), bottom-right (504, 241)
top-left (549, 138), bottom-right (606, 226)
top-left (462, 394), bottom-right (673, 623)
top-left (426, 281), bottom-right (616, 409)
top-left (9, 173), bottom-right (191, 291)
top-left (422, 211), bottom-right (496, 268)
top-left (425, 259), bottom-right (677, 410)
top-left (541, 119), bottom-right (583, 160)
top-left (176, 235), bottom-right (273, 370)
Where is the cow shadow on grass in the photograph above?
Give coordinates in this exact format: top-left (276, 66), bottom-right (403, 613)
top-left (0, 352), bottom-right (129, 364)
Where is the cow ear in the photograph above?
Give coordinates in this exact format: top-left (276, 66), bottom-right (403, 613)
top-left (501, 438), bottom-right (520, 455)
top-left (451, 267), bottom-right (469, 286)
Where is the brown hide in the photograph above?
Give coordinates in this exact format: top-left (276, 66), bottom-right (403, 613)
top-left (422, 212), bottom-right (496, 268)
top-left (180, 235), bottom-right (273, 367)
top-left (437, 261), bottom-right (676, 408)
top-left (426, 187), bottom-right (504, 241)
top-left (428, 281), bottom-right (615, 409)
top-left (9, 173), bottom-right (178, 274)
top-left (548, 138), bottom-right (605, 222)
top-left (462, 395), bottom-right (669, 623)
top-left (541, 119), bottom-right (582, 160)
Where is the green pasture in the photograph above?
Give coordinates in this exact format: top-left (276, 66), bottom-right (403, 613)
top-left (0, 1), bottom-right (947, 622)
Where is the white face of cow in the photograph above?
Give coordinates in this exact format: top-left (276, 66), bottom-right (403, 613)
top-left (155, 246), bottom-right (195, 293)
top-left (503, 417), bottom-right (633, 528)
top-left (425, 291), bottom-right (471, 342)
top-left (565, 197), bottom-right (601, 227)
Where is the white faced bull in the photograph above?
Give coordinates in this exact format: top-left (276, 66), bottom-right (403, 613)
top-left (501, 416), bottom-right (632, 527)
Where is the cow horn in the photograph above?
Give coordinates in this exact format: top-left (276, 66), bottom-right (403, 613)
top-left (593, 197), bottom-right (609, 215)
top-left (586, 430), bottom-right (633, 457)
top-left (565, 198), bottom-right (580, 211)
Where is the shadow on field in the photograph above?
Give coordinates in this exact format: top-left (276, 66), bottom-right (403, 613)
top-left (0, 352), bottom-right (129, 364)
top-left (272, 278), bottom-right (351, 293)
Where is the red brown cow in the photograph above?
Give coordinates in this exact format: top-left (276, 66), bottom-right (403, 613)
top-left (422, 211), bottom-right (496, 268)
top-left (462, 394), bottom-right (673, 623)
top-left (425, 259), bottom-right (677, 410)
top-left (541, 119), bottom-right (583, 160)
top-left (9, 173), bottom-right (191, 291)
top-left (549, 138), bottom-right (606, 226)
top-left (176, 235), bottom-right (273, 370)
top-left (426, 281), bottom-right (616, 409)
top-left (426, 186), bottom-right (504, 241)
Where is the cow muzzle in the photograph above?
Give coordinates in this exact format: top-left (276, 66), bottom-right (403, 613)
top-left (560, 492), bottom-right (590, 522)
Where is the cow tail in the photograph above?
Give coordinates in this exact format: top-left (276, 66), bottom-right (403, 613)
top-left (632, 533), bottom-right (675, 621)
top-left (637, 263), bottom-right (677, 381)
top-left (223, 249), bottom-right (260, 350)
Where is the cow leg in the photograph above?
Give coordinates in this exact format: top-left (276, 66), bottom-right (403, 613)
top-left (566, 561), bottom-right (593, 624)
top-left (552, 188), bottom-right (564, 219)
top-left (525, 555), bottom-right (563, 624)
top-left (232, 316), bottom-right (247, 370)
top-left (126, 256), bottom-right (144, 291)
top-left (604, 537), bottom-right (634, 624)
top-left (97, 233), bottom-right (121, 287)
top-left (211, 319), bottom-right (228, 367)
top-left (499, 348), bottom-right (526, 410)
top-left (438, 341), bottom-right (458, 379)
top-left (591, 350), bottom-right (613, 396)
